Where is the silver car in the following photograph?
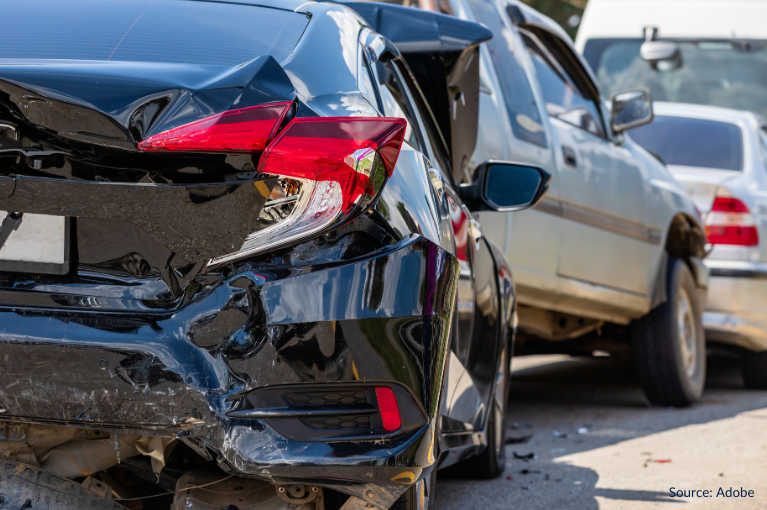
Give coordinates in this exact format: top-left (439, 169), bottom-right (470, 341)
top-left (443, 0), bottom-right (709, 405)
top-left (628, 102), bottom-right (767, 389)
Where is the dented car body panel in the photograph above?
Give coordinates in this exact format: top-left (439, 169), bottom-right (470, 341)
top-left (0, 0), bottom-right (513, 506)
top-left (0, 234), bottom-right (456, 504)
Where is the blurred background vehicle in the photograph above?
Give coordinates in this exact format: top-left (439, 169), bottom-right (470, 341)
top-left (356, 0), bottom-right (710, 406)
top-left (577, 0), bottom-right (767, 389)
top-left (576, 0), bottom-right (767, 117)
top-left (463, 0), bottom-right (710, 407)
top-left (627, 103), bottom-right (767, 389)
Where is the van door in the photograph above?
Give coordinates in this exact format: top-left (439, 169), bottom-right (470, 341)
top-left (520, 28), bottom-right (654, 296)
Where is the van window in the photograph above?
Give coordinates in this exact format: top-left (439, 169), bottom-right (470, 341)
top-left (584, 38), bottom-right (767, 118)
top-left (470, 0), bottom-right (547, 148)
top-left (628, 116), bottom-right (743, 171)
top-left (0, 0), bottom-right (308, 65)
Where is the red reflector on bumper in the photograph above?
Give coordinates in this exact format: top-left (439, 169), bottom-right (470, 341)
top-left (375, 386), bottom-right (401, 432)
top-left (706, 225), bottom-right (759, 246)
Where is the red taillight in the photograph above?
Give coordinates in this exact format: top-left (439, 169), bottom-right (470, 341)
top-left (375, 386), bottom-right (401, 432)
top-left (706, 197), bottom-right (759, 246)
top-left (257, 117), bottom-right (406, 212)
top-left (138, 101), bottom-right (292, 153)
top-left (710, 197), bottom-right (749, 213)
top-left (144, 108), bottom-right (408, 266)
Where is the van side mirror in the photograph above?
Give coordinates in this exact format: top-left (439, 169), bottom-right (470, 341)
top-left (460, 161), bottom-right (550, 212)
top-left (640, 41), bottom-right (682, 71)
top-left (610, 88), bottom-right (653, 133)
top-left (640, 27), bottom-right (682, 72)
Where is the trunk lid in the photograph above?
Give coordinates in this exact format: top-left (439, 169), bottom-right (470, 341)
top-left (0, 0), bottom-right (308, 307)
top-left (666, 164), bottom-right (740, 212)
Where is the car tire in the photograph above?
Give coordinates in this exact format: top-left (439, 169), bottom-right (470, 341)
top-left (633, 257), bottom-right (706, 407)
top-left (390, 466), bottom-right (437, 510)
top-left (0, 460), bottom-right (126, 510)
top-left (742, 351), bottom-right (767, 389)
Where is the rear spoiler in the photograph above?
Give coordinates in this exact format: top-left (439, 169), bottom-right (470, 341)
top-left (341, 2), bottom-right (492, 181)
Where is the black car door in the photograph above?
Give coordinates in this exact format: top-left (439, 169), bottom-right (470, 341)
top-left (372, 55), bottom-right (502, 436)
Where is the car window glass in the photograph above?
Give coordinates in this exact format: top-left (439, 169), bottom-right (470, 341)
top-left (522, 31), bottom-right (605, 138)
top-left (628, 116), bottom-right (743, 171)
top-left (392, 60), bottom-right (454, 180)
top-left (374, 60), bottom-right (424, 152)
top-left (470, 0), bottom-right (547, 148)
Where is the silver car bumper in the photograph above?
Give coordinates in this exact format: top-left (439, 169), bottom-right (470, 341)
top-left (703, 260), bottom-right (767, 352)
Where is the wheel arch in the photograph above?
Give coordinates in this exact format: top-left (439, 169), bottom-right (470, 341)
top-left (665, 212), bottom-right (707, 261)
top-left (651, 212), bottom-right (707, 309)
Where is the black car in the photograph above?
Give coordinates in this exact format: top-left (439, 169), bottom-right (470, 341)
top-left (0, 1), bottom-right (549, 508)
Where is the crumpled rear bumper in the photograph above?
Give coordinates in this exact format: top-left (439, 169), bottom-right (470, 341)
top-left (0, 234), bottom-right (458, 507)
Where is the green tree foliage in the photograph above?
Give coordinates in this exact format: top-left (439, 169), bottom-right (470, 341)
top-left (520, 0), bottom-right (587, 39)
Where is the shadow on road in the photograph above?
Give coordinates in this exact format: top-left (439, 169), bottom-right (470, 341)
top-left (595, 488), bottom-right (684, 503)
top-left (435, 352), bottom-right (767, 509)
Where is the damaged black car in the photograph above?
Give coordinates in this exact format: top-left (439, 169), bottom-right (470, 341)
top-left (0, 1), bottom-right (549, 508)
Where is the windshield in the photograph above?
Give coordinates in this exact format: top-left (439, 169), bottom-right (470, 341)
top-left (583, 38), bottom-right (767, 118)
top-left (628, 115), bottom-right (743, 171)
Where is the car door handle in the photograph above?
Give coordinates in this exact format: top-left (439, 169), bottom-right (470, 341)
top-left (562, 145), bottom-right (577, 168)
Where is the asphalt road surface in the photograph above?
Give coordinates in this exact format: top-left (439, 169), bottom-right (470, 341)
top-left (436, 353), bottom-right (767, 509)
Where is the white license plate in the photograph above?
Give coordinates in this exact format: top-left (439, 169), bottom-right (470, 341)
top-left (0, 212), bottom-right (67, 272)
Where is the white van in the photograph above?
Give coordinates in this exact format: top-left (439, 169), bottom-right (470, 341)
top-left (575, 0), bottom-right (767, 119)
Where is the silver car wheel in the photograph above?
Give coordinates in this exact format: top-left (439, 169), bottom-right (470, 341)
top-left (677, 287), bottom-right (697, 378)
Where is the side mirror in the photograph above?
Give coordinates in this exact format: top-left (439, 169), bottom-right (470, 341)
top-left (640, 41), bottom-right (682, 71)
top-left (460, 161), bottom-right (551, 212)
top-left (640, 27), bottom-right (682, 72)
top-left (610, 88), bottom-right (653, 133)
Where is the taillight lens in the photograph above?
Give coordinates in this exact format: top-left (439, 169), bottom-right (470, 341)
top-left (209, 116), bottom-right (406, 267)
top-left (375, 386), bottom-right (401, 432)
top-left (138, 106), bottom-right (406, 267)
top-left (706, 197), bottom-right (759, 246)
top-left (258, 118), bottom-right (406, 212)
top-left (138, 101), bottom-right (292, 153)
